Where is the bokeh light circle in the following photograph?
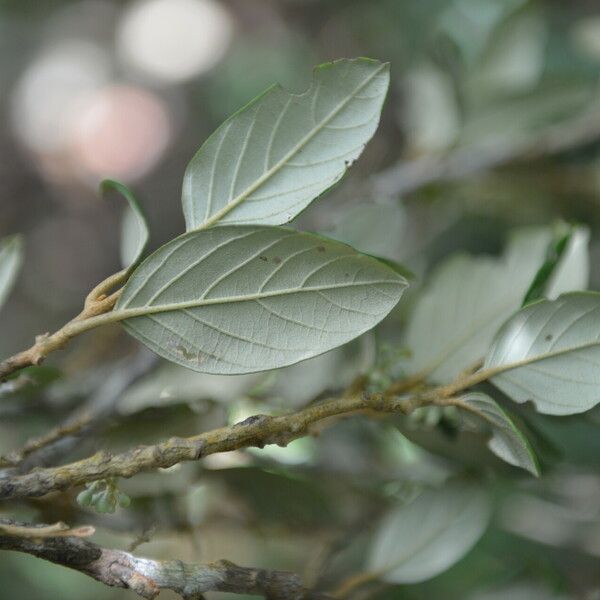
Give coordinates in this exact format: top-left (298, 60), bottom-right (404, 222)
top-left (67, 84), bottom-right (171, 182)
top-left (117, 0), bottom-right (233, 83)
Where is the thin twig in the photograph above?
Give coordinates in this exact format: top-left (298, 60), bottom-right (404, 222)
top-left (0, 392), bottom-right (416, 499)
top-left (333, 568), bottom-right (380, 598)
top-left (0, 270), bottom-right (126, 382)
top-left (0, 521), bottom-right (95, 539)
top-left (0, 366), bottom-right (496, 500)
top-left (0, 519), bottom-right (331, 599)
top-left (0, 415), bottom-right (92, 468)
top-left (0, 351), bottom-right (157, 470)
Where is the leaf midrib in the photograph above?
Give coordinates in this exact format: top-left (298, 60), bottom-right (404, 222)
top-left (68, 277), bottom-right (404, 337)
top-left (121, 278), bottom-right (400, 316)
top-left (484, 302), bottom-right (600, 376)
top-left (196, 63), bottom-right (387, 230)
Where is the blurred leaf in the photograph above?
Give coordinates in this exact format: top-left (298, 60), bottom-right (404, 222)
top-left (470, 583), bottom-right (569, 600)
top-left (368, 480), bottom-right (491, 583)
top-left (523, 225), bottom-right (588, 305)
top-left (472, 5), bottom-right (546, 95)
top-left (208, 39), bottom-right (315, 119)
top-left (439, 0), bottom-right (526, 67)
top-left (486, 292), bottom-right (600, 415)
top-left (571, 16), bottom-right (600, 63)
top-left (544, 226), bottom-right (589, 299)
top-left (0, 365), bottom-right (61, 400)
top-left (522, 229), bottom-right (571, 306)
top-left (326, 203), bottom-right (407, 262)
top-left (460, 81), bottom-right (592, 144)
top-left (119, 363), bottom-right (261, 414)
top-left (460, 393), bottom-right (539, 475)
top-left (101, 179), bottom-right (149, 272)
top-left (212, 467), bottom-right (336, 528)
top-left (406, 226), bottom-right (588, 383)
top-left (116, 226), bottom-right (406, 374)
top-left (0, 234), bottom-right (23, 312)
top-left (402, 62), bottom-right (460, 152)
top-left (405, 228), bottom-right (545, 383)
top-left (522, 410), bottom-right (600, 468)
top-left (324, 202), bottom-right (415, 282)
top-left (371, 526), bottom-right (569, 599)
top-left (182, 58), bottom-right (389, 230)
top-left (267, 337), bottom-right (375, 407)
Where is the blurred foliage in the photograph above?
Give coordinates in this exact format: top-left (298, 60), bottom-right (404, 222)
top-left (3, 0), bottom-right (600, 599)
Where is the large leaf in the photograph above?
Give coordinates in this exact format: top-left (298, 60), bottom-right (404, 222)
top-left (459, 393), bottom-right (539, 475)
top-left (182, 58), bottom-right (389, 230)
top-left (101, 179), bottom-right (149, 271)
top-left (0, 235), bottom-right (24, 312)
top-left (115, 226), bottom-right (406, 375)
top-left (368, 481), bottom-right (491, 584)
top-left (485, 292), bottom-right (600, 415)
top-left (405, 226), bottom-right (588, 383)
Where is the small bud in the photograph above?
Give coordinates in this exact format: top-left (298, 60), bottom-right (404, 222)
top-left (117, 492), bottom-right (131, 508)
top-left (76, 488), bottom-right (94, 507)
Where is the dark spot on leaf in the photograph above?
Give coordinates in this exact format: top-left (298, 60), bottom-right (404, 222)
top-left (273, 256), bottom-right (282, 264)
top-left (175, 345), bottom-right (195, 361)
top-left (259, 255), bottom-right (268, 262)
top-left (344, 273), bottom-right (350, 277)
top-left (545, 334), bottom-right (553, 341)
top-left (317, 246), bottom-right (326, 252)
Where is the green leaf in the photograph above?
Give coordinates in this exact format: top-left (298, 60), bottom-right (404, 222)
top-left (368, 481), bottom-right (491, 584)
top-left (0, 235), bottom-right (24, 312)
top-left (522, 225), bottom-right (588, 306)
top-left (101, 179), bottom-right (149, 271)
top-left (459, 393), bottom-right (539, 475)
top-left (405, 226), bottom-right (589, 383)
top-left (485, 292), bottom-right (600, 415)
top-left (115, 226), bottom-right (406, 375)
top-left (182, 58), bottom-right (389, 230)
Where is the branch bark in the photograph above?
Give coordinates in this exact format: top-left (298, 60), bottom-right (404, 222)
top-left (0, 391), bottom-right (425, 499)
top-left (0, 367), bottom-right (493, 500)
top-left (0, 520), bottom-right (331, 599)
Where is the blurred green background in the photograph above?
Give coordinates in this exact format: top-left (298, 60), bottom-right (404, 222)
top-left (2, 0), bottom-right (600, 598)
